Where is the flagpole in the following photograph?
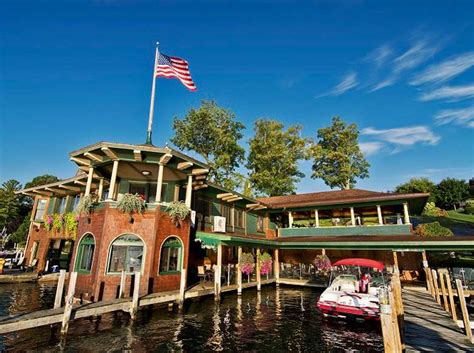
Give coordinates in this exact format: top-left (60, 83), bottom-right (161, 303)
top-left (146, 42), bottom-right (159, 145)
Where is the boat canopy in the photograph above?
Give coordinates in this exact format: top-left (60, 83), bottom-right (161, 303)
top-left (333, 258), bottom-right (385, 271)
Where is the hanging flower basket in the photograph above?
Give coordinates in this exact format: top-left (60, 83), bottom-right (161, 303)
top-left (313, 254), bottom-right (331, 272)
top-left (117, 193), bottom-right (146, 223)
top-left (44, 215), bottom-right (53, 231)
top-left (76, 194), bottom-right (98, 219)
top-left (240, 252), bottom-right (255, 282)
top-left (165, 201), bottom-right (190, 226)
top-left (258, 252), bottom-right (273, 276)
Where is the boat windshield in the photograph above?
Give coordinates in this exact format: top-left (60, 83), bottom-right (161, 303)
top-left (329, 265), bottom-right (387, 287)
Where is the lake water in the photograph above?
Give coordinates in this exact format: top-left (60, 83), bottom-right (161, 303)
top-left (0, 283), bottom-right (383, 352)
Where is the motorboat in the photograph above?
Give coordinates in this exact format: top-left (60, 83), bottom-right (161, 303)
top-left (316, 258), bottom-right (386, 320)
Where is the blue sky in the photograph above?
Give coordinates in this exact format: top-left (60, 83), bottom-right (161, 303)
top-left (1, 0), bottom-right (473, 193)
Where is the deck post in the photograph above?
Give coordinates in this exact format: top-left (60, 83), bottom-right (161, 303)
top-left (288, 212), bottom-right (293, 228)
top-left (256, 248), bottom-right (261, 291)
top-left (155, 164), bottom-right (164, 203)
top-left (106, 160), bottom-right (119, 201)
top-left (214, 244), bottom-right (222, 300)
top-left (314, 209), bottom-right (320, 228)
top-left (97, 178), bottom-right (104, 201)
top-left (380, 287), bottom-right (402, 353)
top-left (274, 248), bottom-right (280, 285)
top-left (392, 251), bottom-right (399, 269)
top-left (438, 269), bottom-right (449, 312)
top-left (431, 269), bottom-right (441, 304)
top-left (60, 271), bottom-right (77, 336)
top-left (403, 203), bottom-right (410, 224)
top-left (130, 271), bottom-right (141, 320)
top-left (421, 251), bottom-right (432, 294)
top-left (237, 246), bottom-right (242, 295)
top-left (391, 268), bottom-right (405, 350)
top-left (119, 270), bottom-right (126, 298)
top-left (350, 207), bottom-right (355, 226)
top-left (54, 269), bottom-right (66, 309)
top-left (185, 175), bottom-right (193, 208)
top-left (377, 205), bottom-right (383, 225)
top-left (178, 269), bottom-right (186, 310)
top-left (444, 270), bottom-right (458, 322)
top-left (455, 279), bottom-right (472, 341)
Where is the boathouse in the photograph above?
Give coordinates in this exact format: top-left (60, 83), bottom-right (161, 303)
top-left (17, 140), bottom-right (472, 301)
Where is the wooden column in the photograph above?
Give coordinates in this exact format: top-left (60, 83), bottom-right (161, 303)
top-left (256, 248), bottom-right (261, 291)
top-left (106, 160), bottom-right (119, 201)
top-left (445, 270), bottom-right (458, 322)
top-left (431, 269), bottom-right (441, 304)
top-left (97, 178), bottom-right (104, 201)
top-left (350, 207), bottom-right (356, 226)
top-left (421, 251), bottom-right (432, 294)
top-left (438, 269), bottom-right (449, 312)
top-left (130, 272), bottom-right (141, 320)
top-left (274, 248), bottom-right (280, 284)
top-left (214, 244), bottom-right (222, 300)
top-left (237, 246), bottom-right (242, 295)
top-left (178, 269), bottom-right (186, 310)
top-left (60, 271), bottom-right (77, 336)
top-left (54, 269), bottom-right (66, 309)
top-left (403, 203), bottom-right (410, 224)
top-left (393, 251), bottom-right (399, 269)
top-left (314, 209), bottom-right (320, 228)
top-left (455, 279), bottom-right (472, 341)
top-left (155, 164), bottom-right (164, 203)
top-left (380, 289), bottom-right (402, 353)
top-left (84, 167), bottom-right (94, 196)
top-left (288, 212), bottom-right (293, 228)
top-left (391, 269), bottom-right (405, 350)
top-left (377, 205), bottom-right (383, 225)
top-left (185, 175), bottom-right (193, 208)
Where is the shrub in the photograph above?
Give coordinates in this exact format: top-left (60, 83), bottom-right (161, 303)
top-left (257, 252), bottom-right (272, 275)
top-left (64, 212), bottom-right (79, 236)
top-left (422, 202), bottom-right (448, 217)
top-left (415, 222), bottom-right (453, 237)
top-left (76, 194), bottom-right (97, 215)
top-left (117, 193), bottom-right (146, 214)
top-left (165, 201), bottom-right (190, 226)
top-left (465, 200), bottom-right (474, 215)
top-left (52, 214), bottom-right (63, 232)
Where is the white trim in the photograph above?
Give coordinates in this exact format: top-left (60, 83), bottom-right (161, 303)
top-left (157, 235), bottom-right (185, 275)
top-left (73, 232), bottom-right (96, 273)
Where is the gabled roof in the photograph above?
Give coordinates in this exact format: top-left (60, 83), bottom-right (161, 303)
top-left (258, 189), bottom-right (429, 209)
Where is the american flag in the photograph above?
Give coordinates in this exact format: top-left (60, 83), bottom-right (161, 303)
top-left (156, 53), bottom-right (197, 91)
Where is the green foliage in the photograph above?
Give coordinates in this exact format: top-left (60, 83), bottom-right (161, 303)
top-left (415, 222), bottom-right (453, 237)
top-left (436, 178), bottom-right (469, 210)
top-left (76, 194), bottom-right (97, 215)
top-left (395, 177), bottom-right (436, 202)
top-left (0, 180), bottom-right (22, 234)
top-left (52, 214), bottom-right (63, 232)
top-left (247, 119), bottom-right (310, 196)
top-left (422, 202), bottom-right (448, 217)
top-left (10, 211), bottom-right (31, 245)
top-left (64, 212), bottom-right (79, 236)
top-left (171, 100), bottom-right (246, 190)
top-left (310, 117), bottom-right (369, 190)
top-left (117, 193), bottom-right (146, 214)
top-left (465, 200), bottom-right (474, 215)
top-left (240, 252), bottom-right (255, 275)
top-left (23, 175), bottom-right (60, 208)
top-left (165, 201), bottom-right (190, 225)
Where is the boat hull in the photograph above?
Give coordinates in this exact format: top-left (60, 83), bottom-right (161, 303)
top-left (317, 300), bottom-right (380, 320)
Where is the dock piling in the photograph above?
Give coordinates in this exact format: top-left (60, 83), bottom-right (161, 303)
top-left (60, 271), bottom-right (77, 336)
top-left (178, 269), bottom-right (186, 310)
top-left (237, 246), bottom-right (242, 295)
top-left (130, 271), bottom-right (141, 320)
top-left (444, 270), bottom-right (457, 322)
top-left (119, 270), bottom-right (126, 298)
top-left (54, 270), bottom-right (66, 309)
top-left (431, 269), bottom-right (441, 304)
top-left (438, 269), bottom-right (449, 312)
top-left (256, 248), bottom-right (261, 291)
top-left (455, 279), bottom-right (473, 342)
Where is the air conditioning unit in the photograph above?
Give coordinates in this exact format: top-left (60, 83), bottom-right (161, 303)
top-left (213, 216), bottom-right (226, 233)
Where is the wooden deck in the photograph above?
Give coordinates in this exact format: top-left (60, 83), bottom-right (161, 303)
top-left (403, 288), bottom-right (473, 352)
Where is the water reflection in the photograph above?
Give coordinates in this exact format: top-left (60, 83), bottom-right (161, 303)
top-left (0, 283), bottom-right (383, 352)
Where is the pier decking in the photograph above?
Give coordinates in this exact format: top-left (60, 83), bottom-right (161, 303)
top-left (403, 288), bottom-right (473, 352)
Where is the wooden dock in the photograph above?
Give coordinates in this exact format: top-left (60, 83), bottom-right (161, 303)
top-left (403, 288), bottom-right (473, 352)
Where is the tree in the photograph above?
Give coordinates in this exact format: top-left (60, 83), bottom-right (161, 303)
top-left (171, 100), bottom-right (245, 190)
top-left (310, 117), bottom-right (369, 190)
top-left (23, 174), bottom-right (59, 208)
top-left (247, 119), bottom-right (310, 196)
top-left (0, 180), bottom-right (22, 234)
top-left (395, 177), bottom-right (436, 202)
top-left (435, 178), bottom-right (469, 210)
top-left (10, 211), bottom-right (31, 245)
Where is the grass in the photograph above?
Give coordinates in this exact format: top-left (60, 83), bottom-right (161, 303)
top-left (412, 213), bottom-right (474, 236)
top-left (447, 210), bottom-right (474, 223)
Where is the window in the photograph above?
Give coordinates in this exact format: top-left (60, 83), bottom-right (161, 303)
top-left (129, 183), bottom-right (147, 199)
top-left (72, 195), bottom-right (81, 211)
top-left (257, 215), bottom-right (264, 232)
top-left (148, 183), bottom-right (168, 203)
top-left (107, 234), bottom-right (144, 274)
top-left (235, 208), bottom-right (245, 229)
top-left (159, 237), bottom-right (182, 274)
top-left (58, 197), bottom-right (67, 214)
top-left (75, 234), bottom-right (95, 273)
top-left (34, 199), bottom-right (47, 221)
top-left (195, 197), bottom-right (212, 221)
top-left (221, 204), bottom-right (233, 227)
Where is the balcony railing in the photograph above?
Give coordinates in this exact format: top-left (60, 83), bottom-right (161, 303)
top-left (278, 224), bottom-right (412, 237)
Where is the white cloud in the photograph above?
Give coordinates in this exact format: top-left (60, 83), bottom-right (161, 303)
top-left (317, 72), bottom-right (358, 97)
top-left (434, 106), bottom-right (474, 128)
top-left (359, 142), bottom-right (384, 156)
top-left (370, 39), bottom-right (440, 92)
top-left (366, 44), bottom-right (393, 68)
top-left (361, 125), bottom-right (440, 153)
top-left (419, 84), bottom-right (474, 101)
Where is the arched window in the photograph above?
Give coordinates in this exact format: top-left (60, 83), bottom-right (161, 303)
top-left (107, 234), bottom-right (144, 274)
top-left (75, 233), bottom-right (95, 273)
top-left (159, 237), bottom-right (182, 274)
